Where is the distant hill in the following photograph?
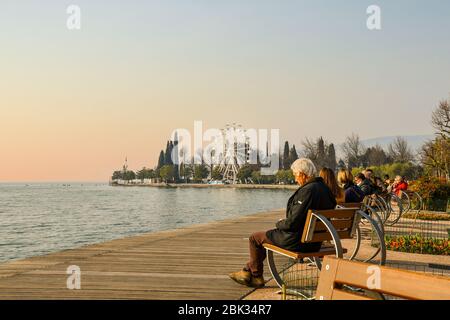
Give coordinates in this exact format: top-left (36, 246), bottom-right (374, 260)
top-left (361, 135), bottom-right (434, 151)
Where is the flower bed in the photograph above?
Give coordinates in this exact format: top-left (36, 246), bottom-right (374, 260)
top-left (402, 212), bottom-right (450, 221)
top-left (385, 235), bottom-right (449, 256)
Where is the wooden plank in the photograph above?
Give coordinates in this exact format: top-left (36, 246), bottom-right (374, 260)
top-left (313, 209), bottom-right (357, 220)
top-left (0, 210), bottom-right (285, 300)
top-left (315, 256), bottom-right (339, 300)
top-left (315, 219), bottom-right (353, 232)
top-left (309, 230), bottom-right (353, 242)
top-left (334, 259), bottom-right (450, 300)
top-left (318, 257), bottom-right (450, 301)
top-left (337, 203), bottom-right (362, 209)
top-left (263, 244), bottom-right (346, 259)
top-left (331, 288), bottom-right (372, 300)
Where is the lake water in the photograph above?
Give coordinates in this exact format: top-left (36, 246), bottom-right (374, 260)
top-left (0, 183), bottom-right (292, 263)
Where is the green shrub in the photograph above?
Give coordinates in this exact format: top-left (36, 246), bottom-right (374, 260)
top-left (352, 162), bottom-right (423, 181)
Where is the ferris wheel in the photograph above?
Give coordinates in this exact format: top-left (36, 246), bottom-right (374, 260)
top-left (218, 123), bottom-right (250, 184)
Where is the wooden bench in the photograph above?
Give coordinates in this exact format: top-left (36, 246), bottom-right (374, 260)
top-left (316, 256), bottom-right (450, 300)
top-left (263, 208), bottom-right (360, 289)
top-left (338, 202), bottom-right (386, 264)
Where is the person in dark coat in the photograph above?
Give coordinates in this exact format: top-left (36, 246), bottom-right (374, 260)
top-left (355, 173), bottom-right (374, 196)
top-left (229, 158), bottom-right (337, 288)
top-left (337, 169), bottom-right (365, 203)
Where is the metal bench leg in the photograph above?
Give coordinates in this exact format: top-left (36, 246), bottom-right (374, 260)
top-left (266, 249), bottom-right (286, 289)
top-left (357, 210), bottom-right (386, 265)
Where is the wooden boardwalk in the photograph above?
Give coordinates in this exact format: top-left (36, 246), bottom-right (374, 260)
top-left (0, 210), bottom-right (284, 300)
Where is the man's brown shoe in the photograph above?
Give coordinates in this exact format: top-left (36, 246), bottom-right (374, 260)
top-left (248, 275), bottom-right (265, 288)
top-left (229, 270), bottom-right (251, 286)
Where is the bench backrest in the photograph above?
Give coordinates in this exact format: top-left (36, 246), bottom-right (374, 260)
top-left (316, 256), bottom-right (450, 300)
top-left (337, 202), bottom-right (363, 209)
top-left (301, 208), bottom-right (359, 243)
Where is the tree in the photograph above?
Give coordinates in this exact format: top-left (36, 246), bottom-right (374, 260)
top-left (317, 137), bottom-right (326, 169)
top-left (111, 171), bottom-right (123, 180)
top-left (301, 137), bottom-right (318, 164)
top-left (193, 164), bottom-right (209, 183)
top-left (123, 170), bottom-right (136, 181)
top-left (420, 98), bottom-right (450, 180)
top-left (179, 163), bottom-right (193, 183)
top-left (211, 166), bottom-right (223, 181)
top-left (137, 167), bottom-right (147, 181)
top-left (157, 150), bottom-right (165, 170)
top-left (388, 137), bottom-right (414, 163)
top-left (302, 137), bottom-right (336, 170)
top-left (172, 138), bottom-right (179, 181)
top-left (251, 170), bottom-right (262, 184)
top-left (276, 169), bottom-right (294, 184)
top-left (159, 165), bottom-right (175, 183)
top-left (365, 145), bottom-right (389, 166)
top-left (421, 137), bottom-right (449, 179)
top-left (431, 100), bottom-right (450, 138)
top-left (164, 141), bottom-right (174, 165)
top-left (342, 133), bottom-right (366, 169)
top-left (327, 143), bottom-right (337, 171)
top-left (237, 165), bottom-right (253, 183)
top-left (288, 145), bottom-right (298, 167)
top-left (137, 167), bottom-right (156, 181)
top-left (282, 141), bottom-right (290, 170)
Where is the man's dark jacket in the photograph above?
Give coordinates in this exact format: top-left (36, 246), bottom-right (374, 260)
top-left (266, 177), bottom-right (337, 252)
top-left (358, 178), bottom-right (374, 196)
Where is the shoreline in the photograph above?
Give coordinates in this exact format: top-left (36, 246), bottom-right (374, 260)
top-left (110, 182), bottom-right (298, 190)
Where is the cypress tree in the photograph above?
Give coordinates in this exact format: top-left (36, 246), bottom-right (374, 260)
top-left (164, 141), bottom-right (174, 165)
top-left (283, 141), bottom-right (290, 170)
top-left (173, 139), bottom-right (179, 182)
top-left (157, 150), bottom-right (165, 169)
top-left (317, 137), bottom-right (326, 169)
top-left (289, 145), bottom-right (298, 167)
top-left (327, 143), bottom-right (337, 172)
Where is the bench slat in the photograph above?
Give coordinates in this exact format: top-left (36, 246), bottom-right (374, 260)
top-left (331, 288), bottom-right (372, 300)
top-left (314, 209), bottom-right (357, 219)
top-left (317, 257), bottom-right (450, 300)
top-left (263, 244), bottom-right (347, 259)
top-left (337, 203), bottom-right (363, 209)
top-left (314, 219), bottom-right (354, 232)
top-left (309, 230), bottom-right (354, 242)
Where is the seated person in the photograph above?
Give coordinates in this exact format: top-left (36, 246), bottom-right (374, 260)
top-left (373, 176), bottom-right (387, 194)
top-left (364, 169), bottom-right (374, 182)
top-left (383, 174), bottom-right (391, 186)
top-left (320, 167), bottom-right (345, 203)
top-left (355, 173), bottom-right (374, 196)
top-left (392, 175), bottom-right (408, 196)
top-left (337, 169), bottom-right (365, 203)
top-left (228, 158), bottom-right (337, 288)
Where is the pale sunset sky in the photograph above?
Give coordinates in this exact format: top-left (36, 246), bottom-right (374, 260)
top-left (1, 0), bottom-right (449, 182)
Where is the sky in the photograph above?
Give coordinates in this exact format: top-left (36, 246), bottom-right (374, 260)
top-left (1, 0), bottom-right (449, 182)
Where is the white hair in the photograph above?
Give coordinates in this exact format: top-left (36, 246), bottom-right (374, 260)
top-left (290, 158), bottom-right (317, 178)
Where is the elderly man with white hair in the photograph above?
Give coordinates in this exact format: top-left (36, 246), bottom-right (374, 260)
top-left (229, 158), bottom-right (337, 288)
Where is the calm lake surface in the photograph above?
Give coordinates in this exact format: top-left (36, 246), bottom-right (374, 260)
top-left (0, 183), bottom-right (291, 263)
